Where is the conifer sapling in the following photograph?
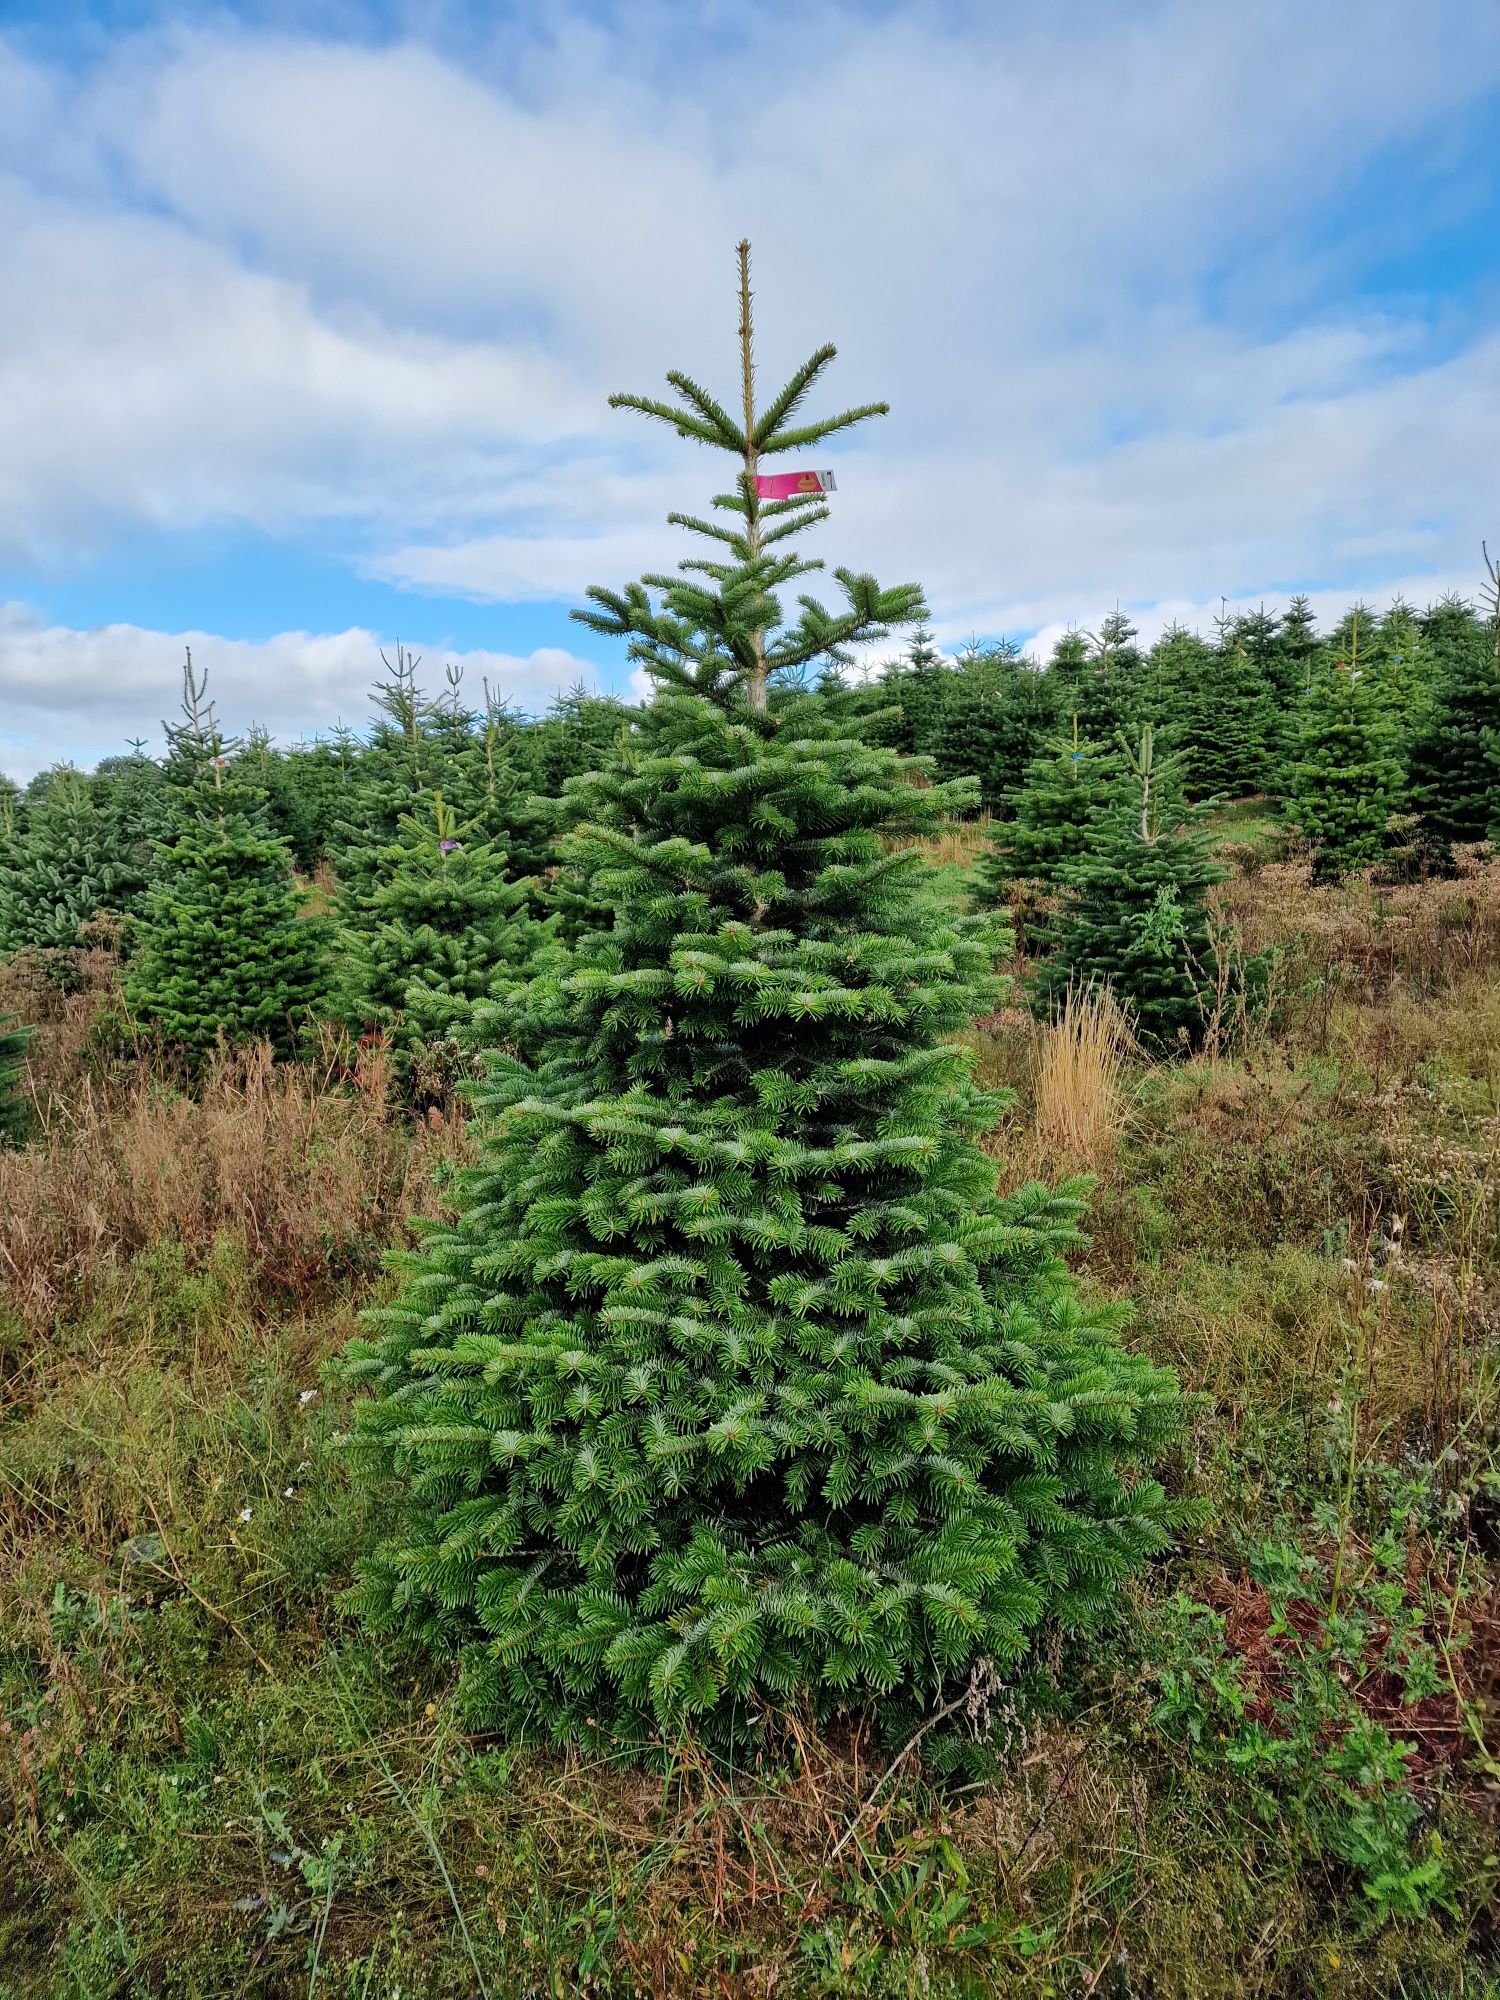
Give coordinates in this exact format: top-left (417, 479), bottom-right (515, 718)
top-left (345, 246), bottom-right (1192, 1754)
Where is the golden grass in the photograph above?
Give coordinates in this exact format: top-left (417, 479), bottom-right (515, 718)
top-left (908, 811), bottom-right (994, 868)
top-left (1032, 982), bottom-right (1134, 1168)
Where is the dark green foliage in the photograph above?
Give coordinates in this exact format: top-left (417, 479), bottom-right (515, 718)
top-left (1152, 614), bottom-right (1276, 801)
top-left (872, 621), bottom-right (949, 754)
top-left (127, 663), bottom-right (327, 1060)
top-left (336, 791), bottom-right (556, 1062)
top-left (236, 729), bottom-right (347, 873)
top-left (1274, 595), bottom-right (1325, 701)
top-left (1069, 613), bottom-right (1146, 743)
top-left (334, 655), bottom-right (560, 909)
top-left (1038, 726), bottom-right (1223, 1051)
top-left (0, 768), bottom-right (149, 954)
top-left (975, 726), bottom-right (1117, 951)
top-left (1406, 564), bottom-right (1500, 862)
top-left (1284, 666), bottom-right (1405, 881)
top-left (929, 643), bottom-right (1057, 813)
top-left (519, 685), bottom-right (633, 806)
top-left (0, 1013), bottom-right (30, 1144)
top-left (346, 245), bottom-right (1190, 1752)
top-left (127, 769), bottom-right (328, 1060)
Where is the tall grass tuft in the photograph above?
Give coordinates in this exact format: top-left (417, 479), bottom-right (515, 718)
top-left (1033, 982), bottom-right (1134, 1168)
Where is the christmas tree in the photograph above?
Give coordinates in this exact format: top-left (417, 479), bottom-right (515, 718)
top-left (1365, 598), bottom-right (1435, 739)
top-left (1284, 656), bottom-right (1404, 882)
top-left (1406, 555), bottom-right (1500, 864)
top-left (335, 652), bottom-right (559, 916)
top-left (1149, 613), bottom-right (1275, 802)
top-left (345, 244), bottom-right (1190, 1754)
top-left (126, 659), bottom-right (328, 1061)
top-left (873, 620), bottom-right (949, 754)
top-left (930, 643), bottom-right (1057, 812)
top-left (0, 766), bottom-right (150, 954)
top-left (975, 720), bottom-right (1117, 952)
top-left (1274, 595), bottom-right (1324, 701)
top-left (0, 1014), bottom-right (31, 1145)
top-left (1038, 724), bottom-right (1222, 1051)
top-left (1070, 613), bottom-right (1145, 742)
top-left (336, 790), bottom-right (557, 1077)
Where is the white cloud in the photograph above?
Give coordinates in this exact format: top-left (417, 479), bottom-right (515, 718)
top-left (0, 0), bottom-right (1498, 775)
top-left (0, 602), bottom-right (602, 781)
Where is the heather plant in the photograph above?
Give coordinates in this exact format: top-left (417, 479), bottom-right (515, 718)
top-left (345, 246), bottom-right (1192, 1755)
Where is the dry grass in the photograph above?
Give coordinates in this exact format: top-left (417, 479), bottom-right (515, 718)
top-left (908, 810), bottom-right (994, 868)
top-left (1032, 983), bottom-right (1134, 1169)
top-left (1220, 849), bottom-right (1500, 1033)
top-left (0, 1036), bottom-right (466, 1345)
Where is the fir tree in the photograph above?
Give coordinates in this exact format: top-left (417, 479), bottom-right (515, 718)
top-left (1038, 725), bottom-right (1223, 1051)
top-left (0, 1014), bottom-right (30, 1145)
top-left (930, 643), bottom-right (1056, 812)
top-left (0, 767), bottom-right (149, 954)
top-left (1359, 597), bottom-right (1438, 748)
top-left (345, 244), bottom-right (1191, 1754)
top-left (975, 721), bottom-right (1117, 952)
top-left (1269, 595), bottom-right (1325, 779)
top-left (1045, 630), bottom-right (1092, 719)
top-left (1284, 659), bottom-right (1405, 882)
top-left (1150, 612), bottom-right (1275, 802)
top-left (1275, 595), bottom-right (1324, 700)
top-left (1074, 613), bottom-right (1145, 742)
top-left (874, 620), bottom-right (949, 754)
top-left (127, 660), bottom-right (328, 1060)
top-left (337, 791), bottom-right (557, 1069)
top-left (1406, 553), bottom-right (1500, 863)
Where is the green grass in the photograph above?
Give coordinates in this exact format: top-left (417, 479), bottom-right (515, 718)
top-left (2, 852), bottom-right (1498, 1996)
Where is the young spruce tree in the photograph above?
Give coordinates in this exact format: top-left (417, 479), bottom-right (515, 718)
top-left (0, 767), bottom-right (150, 954)
top-left (975, 721), bottom-right (1116, 953)
top-left (345, 246), bottom-right (1190, 1754)
top-left (1405, 555), bottom-right (1500, 865)
top-left (336, 791), bottom-right (557, 1072)
top-left (1038, 725), bottom-right (1223, 1051)
top-left (1284, 657), bottom-right (1404, 882)
top-left (127, 659), bottom-right (328, 1060)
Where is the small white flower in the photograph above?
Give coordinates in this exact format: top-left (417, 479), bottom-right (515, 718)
top-left (296, 1460), bottom-right (312, 1475)
top-left (299, 1389), bottom-right (318, 1406)
top-left (1340, 1257), bottom-right (1357, 1273)
top-left (1368, 1277), bottom-right (1387, 1293)
top-left (238, 1507), bottom-right (253, 1523)
top-left (283, 1486), bottom-right (296, 1499)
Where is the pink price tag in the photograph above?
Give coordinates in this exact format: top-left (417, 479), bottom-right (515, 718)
top-left (753, 469), bottom-right (836, 500)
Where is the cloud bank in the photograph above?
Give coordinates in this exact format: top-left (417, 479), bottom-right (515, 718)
top-left (1, 0), bottom-right (1498, 772)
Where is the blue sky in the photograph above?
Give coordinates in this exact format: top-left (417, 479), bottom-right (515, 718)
top-left (2, 0), bottom-right (1498, 778)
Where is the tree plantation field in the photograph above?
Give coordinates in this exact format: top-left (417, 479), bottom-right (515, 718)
top-left (1, 835), bottom-right (1498, 1996)
top-left (2, 261), bottom-right (1499, 1997)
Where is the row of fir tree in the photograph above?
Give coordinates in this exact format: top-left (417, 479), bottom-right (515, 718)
top-left (1, 576), bottom-right (1497, 1103)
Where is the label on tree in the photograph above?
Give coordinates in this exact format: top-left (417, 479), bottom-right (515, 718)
top-left (754, 469), bottom-right (836, 499)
